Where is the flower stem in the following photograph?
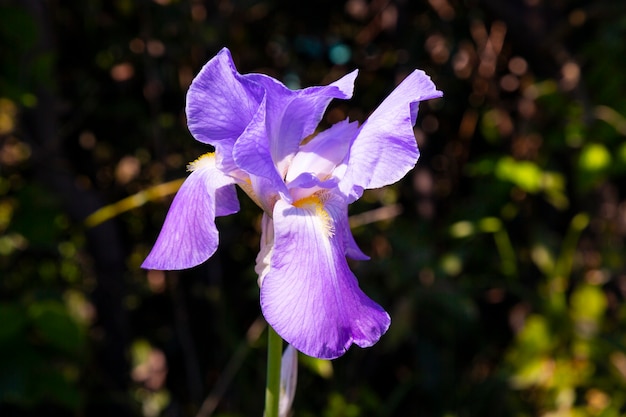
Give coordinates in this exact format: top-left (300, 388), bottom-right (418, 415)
top-left (264, 325), bottom-right (282, 417)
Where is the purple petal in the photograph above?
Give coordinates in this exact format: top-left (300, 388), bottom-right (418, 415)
top-left (335, 204), bottom-right (369, 261)
top-left (260, 193), bottom-right (390, 359)
top-left (285, 173), bottom-right (339, 202)
top-left (245, 70), bottom-right (357, 172)
top-left (285, 119), bottom-right (359, 184)
top-left (340, 70), bottom-right (442, 202)
top-left (283, 187), bottom-right (368, 260)
top-left (233, 94), bottom-right (292, 205)
top-left (186, 48), bottom-right (264, 171)
top-left (142, 154), bottom-right (239, 270)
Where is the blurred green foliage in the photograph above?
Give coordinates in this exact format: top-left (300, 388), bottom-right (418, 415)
top-left (2, 0), bottom-right (626, 416)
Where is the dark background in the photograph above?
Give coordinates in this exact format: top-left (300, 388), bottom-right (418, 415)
top-left (2, 0), bottom-right (626, 416)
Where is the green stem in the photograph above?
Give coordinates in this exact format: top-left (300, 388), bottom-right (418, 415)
top-left (264, 325), bottom-right (283, 417)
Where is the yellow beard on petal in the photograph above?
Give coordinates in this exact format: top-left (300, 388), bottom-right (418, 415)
top-left (187, 152), bottom-right (216, 171)
top-left (186, 152), bottom-right (271, 213)
top-left (293, 192), bottom-right (335, 238)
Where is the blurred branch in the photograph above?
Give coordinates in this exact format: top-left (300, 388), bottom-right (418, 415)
top-left (85, 178), bottom-right (184, 228)
top-left (87, 181), bottom-right (401, 230)
top-left (349, 204), bottom-right (403, 228)
top-left (594, 105), bottom-right (626, 136)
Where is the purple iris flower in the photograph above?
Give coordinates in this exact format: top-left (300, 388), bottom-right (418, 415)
top-left (142, 48), bottom-right (442, 359)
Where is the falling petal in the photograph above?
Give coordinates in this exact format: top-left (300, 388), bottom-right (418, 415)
top-left (261, 193), bottom-right (390, 359)
top-left (142, 154), bottom-right (239, 270)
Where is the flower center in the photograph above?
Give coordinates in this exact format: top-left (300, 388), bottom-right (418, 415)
top-left (293, 192), bottom-right (335, 238)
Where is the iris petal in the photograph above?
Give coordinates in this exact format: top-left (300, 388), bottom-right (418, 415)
top-left (233, 71), bottom-right (358, 203)
top-left (285, 119), bottom-right (359, 184)
top-left (260, 193), bottom-right (390, 359)
top-left (244, 70), bottom-right (358, 173)
top-left (340, 70), bottom-right (443, 202)
top-left (186, 48), bottom-right (264, 172)
top-left (233, 94), bottom-right (292, 205)
top-left (147, 48), bottom-right (441, 360)
top-left (186, 48), bottom-right (263, 144)
top-left (142, 154), bottom-right (239, 270)
top-left (334, 203), bottom-right (369, 261)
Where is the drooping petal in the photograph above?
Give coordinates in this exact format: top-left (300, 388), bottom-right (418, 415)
top-left (186, 48), bottom-right (264, 172)
top-left (142, 154), bottom-right (239, 270)
top-left (260, 193), bottom-right (390, 359)
top-left (334, 202), bottom-right (369, 261)
top-left (339, 70), bottom-right (443, 202)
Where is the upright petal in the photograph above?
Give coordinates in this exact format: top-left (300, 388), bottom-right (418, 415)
top-left (233, 94), bottom-right (291, 205)
top-left (339, 70), bottom-right (442, 202)
top-left (260, 193), bottom-right (390, 359)
top-left (142, 154), bottom-right (239, 270)
top-left (234, 100), bottom-right (348, 206)
top-left (285, 119), bottom-right (359, 184)
top-left (245, 70), bottom-right (357, 173)
top-left (186, 48), bottom-right (264, 171)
